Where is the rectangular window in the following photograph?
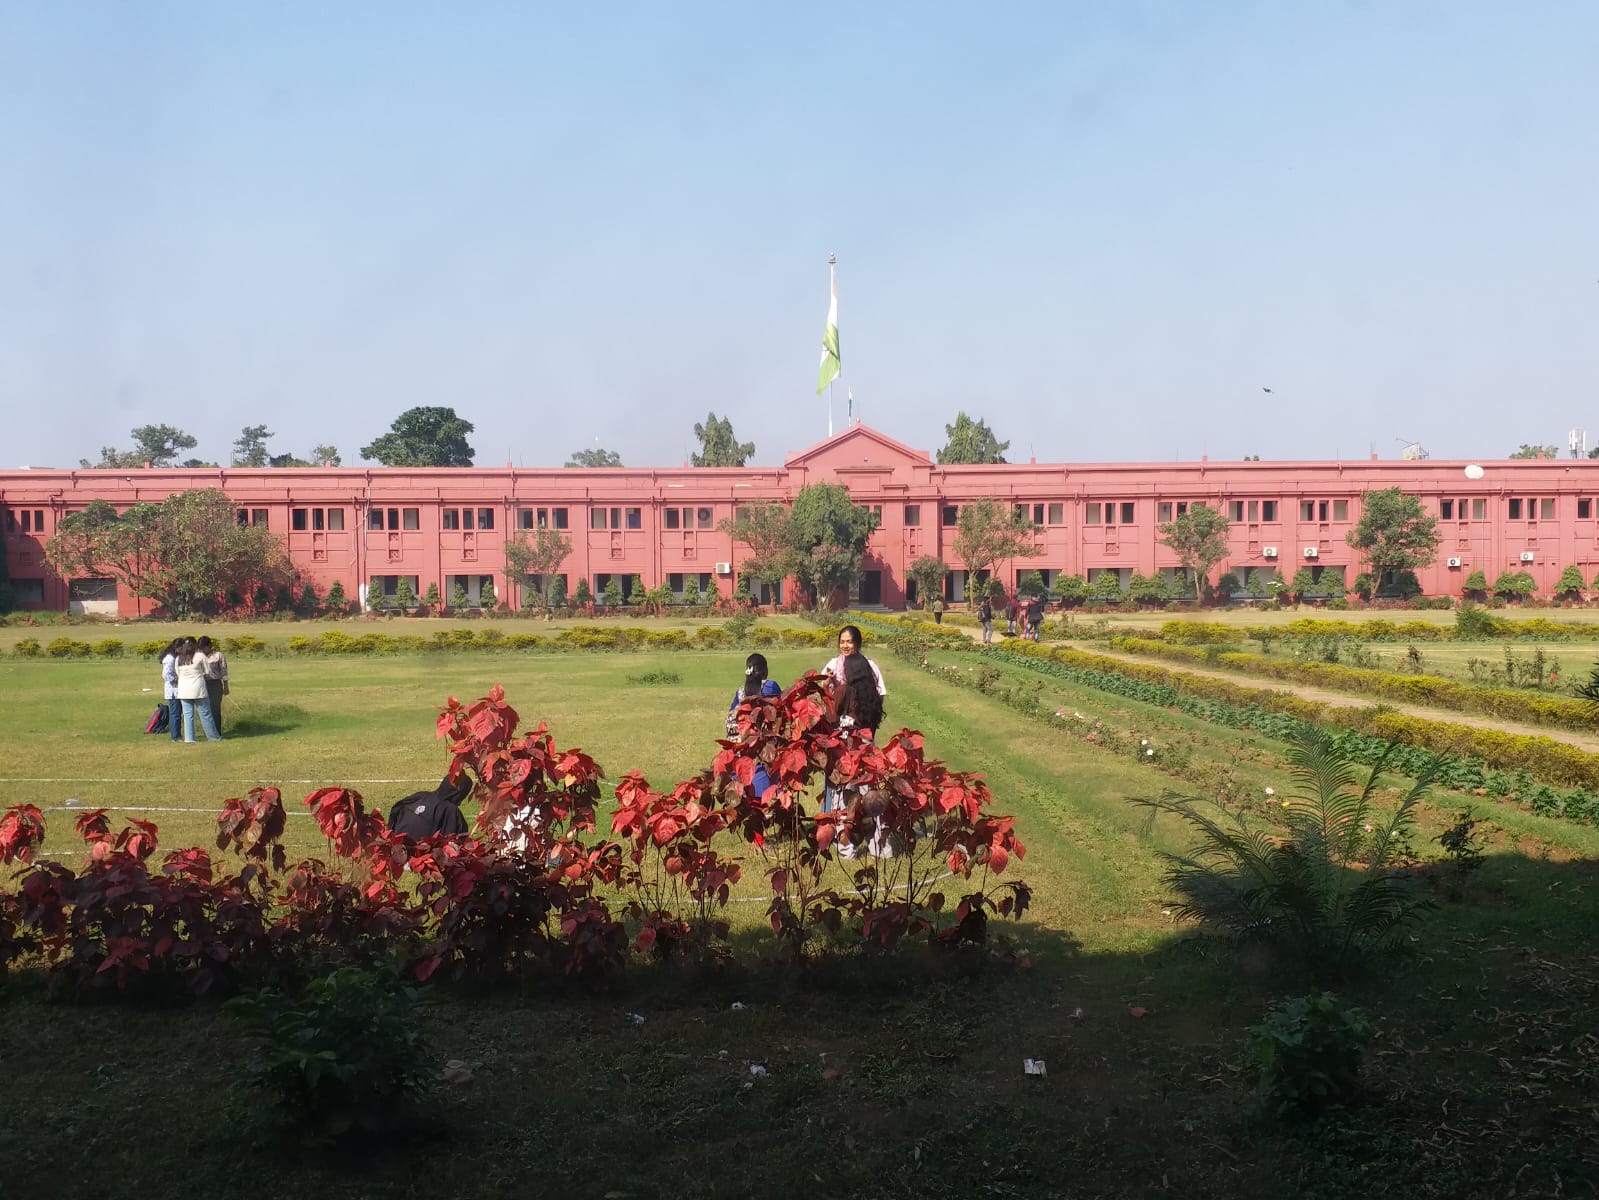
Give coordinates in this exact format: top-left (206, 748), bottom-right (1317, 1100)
top-left (591, 508), bottom-right (608, 530)
top-left (308, 508), bottom-right (322, 531)
top-left (291, 508), bottom-right (308, 531)
top-left (1440, 499), bottom-right (1454, 520)
top-left (1119, 502), bottom-right (1135, 524)
top-left (326, 508), bottom-right (344, 531)
top-left (1085, 503), bottom-right (1101, 525)
top-left (1508, 498), bottom-right (1523, 520)
top-left (903, 504), bottom-right (921, 527)
top-left (625, 507), bottom-right (641, 530)
top-left (1032, 504), bottom-right (1045, 524)
top-left (1581, 499), bottom-right (1593, 520)
top-left (386, 508), bottom-right (401, 530)
top-left (369, 508), bottom-right (384, 530)
top-left (1332, 500), bottom-right (1347, 521)
top-left (664, 508), bottom-right (680, 529)
top-left (1177, 502), bottom-right (1189, 516)
top-left (696, 507), bottom-right (713, 529)
top-left (1047, 503), bottom-right (1063, 525)
top-left (551, 507), bottom-right (567, 530)
top-left (1300, 500), bottom-right (1314, 521)
top-left (478, 508), bottom-right (495, 530)
top-left (1227, 501), bottom-right (1242, 521)
top-left (1262, 500), bottom-right (1277, 521)
top-left (1247, 500), bottom-right (1259, 521)
top-left (518, 508), bottom-right (533, 530)
top-left (442, 509), bottom-right (460, 530)
top-left (19, 511), bottom-right (30, 533)
top-left (1540, 498), bottom-right (1555, 520)
top-left (463, 508), bottom-right (476, 530)
top-left (2, 510), bottom-right (15, 531)
top-left (1472, 499), bottom-right (1486, 520)
top-left (402, 508), bottom-right (418, 530)
top-left (14, 578), bottom-right (44, 604)
top-left (1160, 502), bottom-right (1174, 523)
top-left (942, 505), bottom-right (959, 526)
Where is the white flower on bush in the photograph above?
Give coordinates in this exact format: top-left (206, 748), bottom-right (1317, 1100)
top-left (1145, 748), bottom-right (1155, 757)
top-left (1264, 787), bottom-right (1275, 798)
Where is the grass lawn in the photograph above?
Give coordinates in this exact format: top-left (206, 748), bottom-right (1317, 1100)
top-left (2, 642), bottom-right (1597, 1199)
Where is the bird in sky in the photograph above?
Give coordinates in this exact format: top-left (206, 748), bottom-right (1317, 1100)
top-left (1262, 387), bottom-right (1274, 394)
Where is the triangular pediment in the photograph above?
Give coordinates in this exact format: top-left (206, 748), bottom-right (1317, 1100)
top-left (783, 423), bottom-right (931, 471)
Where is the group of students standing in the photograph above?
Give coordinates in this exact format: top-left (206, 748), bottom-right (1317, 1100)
top-left (977, 593), bottom-right (1045, 645)
top-left (726, 624), bottom-right (889, 856)
top-left (159, 637), bottom-right (230, 743)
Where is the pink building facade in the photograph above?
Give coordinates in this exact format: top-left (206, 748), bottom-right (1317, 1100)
top-left (5, 424), bottom-right (1599, 616)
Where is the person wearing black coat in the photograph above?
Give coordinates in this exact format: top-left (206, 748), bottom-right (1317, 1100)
top-left (388, 773), bottom-right (473, 840)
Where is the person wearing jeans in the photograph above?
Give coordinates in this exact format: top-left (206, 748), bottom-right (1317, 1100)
top-left (160, 640), bottom-right (183, 741)
top-left (173, 637), bottom-right (222, 742)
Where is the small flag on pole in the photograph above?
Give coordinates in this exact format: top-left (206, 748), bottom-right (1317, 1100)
top-left (816, 258), bottom-right (840, 395)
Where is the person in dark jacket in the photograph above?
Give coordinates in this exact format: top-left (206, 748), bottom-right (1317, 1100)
top-left (388, 773), bottom-right (473, 840)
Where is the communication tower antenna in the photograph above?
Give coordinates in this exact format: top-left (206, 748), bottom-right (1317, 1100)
top-left (1570, 428), bottom-right (1587, 458)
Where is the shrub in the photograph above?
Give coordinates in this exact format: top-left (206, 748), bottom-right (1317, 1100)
top-left (46, 637), bottom-right (93, 658)
top-left (325, 581), bottom-right (348, 615)
top-left (91, 638), bottom-right (125, 658)
top-left (1133, 726), bottom-right (1437, 979)
top-left (480, 578), bottom-right (497, 610)
top-left (1249, 992), bottom-right (1375, 1119)
top-left (366, 581), bottom-right (386, 612)
top-left (225, 967), bottom-right (434, 1144)
top-left (224, 635), bottom-right (268, 655)
top-left (448, 581), bottom-right (469, 610)
top-left (133, 639), bottom-right (167, 657)
top-left (393, 577), bottom-right (417, 610)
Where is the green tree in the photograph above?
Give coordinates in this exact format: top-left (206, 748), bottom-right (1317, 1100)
top-left (325, 580), bottom-right (348, 614)
top-left (366, 580), bottom-right (387, 611)
top-left (361, 407), bottom-right (476, 467)
top-left (936, 413), bottom-right (1009, 464)
top-left (44, 490), bottom-right (290, 618)
top-left (733, 572), bottom-right (752, 604)
top-left (690, 412), bottom-right (754, 467)
top-left (951, 497), bottom-right (1040, 606)
top-left (422, 581), bottom-right (441, 608)
top-left (505, 528), bottom-right (573, 612)
top-left (297, 580), bottom-right (320, 616)
top-left (1091, 571), bottom-right (1124, 603)
top-left (1156, 503), bottom-right (1231, 603)
top-left (311, 444), bottom-right (342, 467)
top-left (786, 483), bottom-right (879, 609)
top-left (269, 453), bottom-right (313, 468)
top-left (393, 577), bottom-right (417, 610)
top-left (1462, 568), bottom-right (1488, 599)
top-left (1127, 572), bottom-right (1166, 605)
top-left (719, 503), bottom-right (794, 595)
top-left (1346, 488), bottom-right (1441, 583)
top-left (1554, 565), bottom-right (1586, 599)
top-left (479, 577), bottom-right (497, 610)
top-left (1289, 566), bottom-right (1318, 600)
top-left (1509, 444), bottom-right (1558, 459)
top-left (1052, 573), bottom-right (1089, 607)
top-left (233, 425), bottom-right (272, 467)
top-left (566, 447), bottom-right (623, 467)
top-left (906, 555), bottom-right (947, 608)
top-left (1017, 569), bottom-right (1048, 598)
top-left (1491, 570), bottom-right (1536, 600)
top-left (81, 425), bottom-right (200, 469)
top-left (449, 580), bottom-right (469, 610)
top-left (627, 575), bottom-right (646, 606)
top-left (574, 578), bottom-right (593, 607)
top-left (681, 575), bottom-right (702, 606)
top-left (602, 577), bottom-right (623, 607)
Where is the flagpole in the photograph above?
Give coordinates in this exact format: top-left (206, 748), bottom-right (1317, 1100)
top-left (828, 253), bottom-right (836, 437)
top-left (828, 381), bottom-right (834, 437)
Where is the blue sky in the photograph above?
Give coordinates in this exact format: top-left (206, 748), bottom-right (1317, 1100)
top-left (3, 2), bottom-right (1596, 469)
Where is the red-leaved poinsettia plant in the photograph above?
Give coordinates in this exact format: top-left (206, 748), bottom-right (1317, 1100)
top-left (0, 679), bottom-right (1033, 994)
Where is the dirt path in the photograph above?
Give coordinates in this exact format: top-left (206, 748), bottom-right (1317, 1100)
top-left (938, 624), bottom-right (1599, 755)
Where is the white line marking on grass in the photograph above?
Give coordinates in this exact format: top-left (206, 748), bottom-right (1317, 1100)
top-left (39, 806), bottom-right (316, 815)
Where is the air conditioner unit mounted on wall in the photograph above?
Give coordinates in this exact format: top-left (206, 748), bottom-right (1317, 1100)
top-left (1520, 551), bottom-right (1536, 562)
top-left (1261, 546), bottom-right (1278, 558)
top-left (714, 562), bottom-right (733, 575)
top-left (1303, 547), bottom-right (1319, 559)
top-left (1446, 557), bottom-right (1462, 568)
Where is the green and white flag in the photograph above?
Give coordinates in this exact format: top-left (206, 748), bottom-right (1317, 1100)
top-left (815, 265), bottom-right (840, 395)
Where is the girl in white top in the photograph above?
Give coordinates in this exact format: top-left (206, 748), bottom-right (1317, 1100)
top-left (173, 637), bottom-right (222, 742)
top-left (821, 624), bottom-right (886, 697)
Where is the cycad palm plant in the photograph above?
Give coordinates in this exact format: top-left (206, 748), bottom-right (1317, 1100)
top-left (1134, 726), bottom-right (1439, 979)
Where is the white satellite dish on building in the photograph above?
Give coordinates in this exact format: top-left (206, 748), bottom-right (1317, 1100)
top-left (1464, 464), bottom-right (1485, 480)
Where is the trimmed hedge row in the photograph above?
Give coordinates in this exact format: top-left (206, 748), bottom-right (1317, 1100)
top-left (9, 624), bottom-right (841, 660)
top-left (990, 641), bottom-right (1599, 814)
top-left (1110, 635), bottom-right (1596, 733)
top-left (1154, 615), bottom-right (1599, 645)
top-left (984, 649), bottom-right (1599, 825)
